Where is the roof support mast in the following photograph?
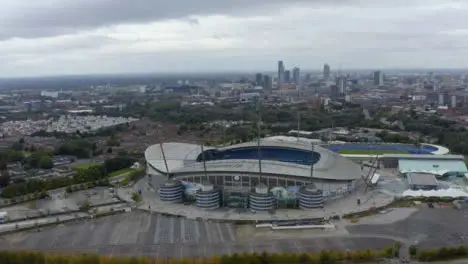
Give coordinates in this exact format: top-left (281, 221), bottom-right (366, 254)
top-left (157, 127), bottom-right (170, 178)
top-left (310, 143), bottom-right (315, 182)
top-left (200, 143), bottom-right (208, 180)
top-left (297, 112), bottom-right (301, 142)
top-left (256, 100), bottom-right (263, 178)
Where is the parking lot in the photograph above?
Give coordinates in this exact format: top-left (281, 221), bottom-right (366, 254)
top-left (2, 187), bottom-right (120, 220)
top-left (0, 211), bottom-right (396, 258)
top-left (347, 207), bottom-right (468, 249)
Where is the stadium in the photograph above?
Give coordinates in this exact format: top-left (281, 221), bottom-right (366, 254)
top-left (145, 137), bottom-right (362, 211)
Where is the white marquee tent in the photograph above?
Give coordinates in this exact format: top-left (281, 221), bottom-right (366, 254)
top-left (401, 188), bottom-right (468, 198)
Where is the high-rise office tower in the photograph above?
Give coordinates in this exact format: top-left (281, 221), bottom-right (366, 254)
top-left (277, 61), bottom-right (285, 89)
top-left (284, 70), bottom-right (291, 83)
top-left (336, 76), bottom-right (346, 96)
top-left (451, 95), bottom-right (457, 108)
top-left (292, 67), bottom-right (300, 85)
top-left (323, 64), bottom-right (331, 80)
top-left (373, 71), bottom-right (384, 86)
top-left (255, 73), bottom-right (263, 86)
top-left (263, 75), bottom-right (272, 90)
top-left (330, 85), bottom-right (339, 99)
top-left (438, 93), bottom-right (444, 106)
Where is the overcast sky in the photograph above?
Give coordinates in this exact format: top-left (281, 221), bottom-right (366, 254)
top-left (1, 0), bottom-right (468, 77)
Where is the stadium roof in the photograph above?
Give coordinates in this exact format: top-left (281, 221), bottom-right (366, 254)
top-left (399, 159), bottom-right (468, 175)
top-left (145, 140), bottom-right (361, 181)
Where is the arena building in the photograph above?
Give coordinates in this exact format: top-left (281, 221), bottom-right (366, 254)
top-left (145, 138), bottom-right (362, 211)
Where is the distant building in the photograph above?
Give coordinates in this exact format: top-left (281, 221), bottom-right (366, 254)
top-left (292, 67), bottom-right (300, 85)
top-left (240, 92), bottom-right (260, 103)
top-left (277, 61), bottom-right (285, 89)
top-left (373, 71), bottom-right (384, 86)
top-left (336, 77), bottom-right (346, 97)
top-left (284, 70), bottom-right (291, 83)
top-left (451, 95), bottom-right (457, 108)
top-left (438, 93), bottom-right (444, 106)
top-left (323, 64), bottom-right (331, 80)
top-left (255, 73), bottom-right (263, 86)
top-left (41, 90), bottom-right (59, 98)
top-left (24, 101), bottom-right (42, 112)
top-left (164, 85), bottom-right (200, 94)
top-left (330, 85), bottom-right (339, 99)
top-left (263, 75), bottom-right (272, 90)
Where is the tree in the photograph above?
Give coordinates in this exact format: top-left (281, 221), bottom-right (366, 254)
top-left (0, 159), bottom-right (10, 187)
top-left (104, 157), bottom-right (135, 173)
top-left (38, 156), bottom-right (53, 169)
top-left (55, 139), bottom-right (92, 158)
top-left (11, 141), bottom-right (23, 151)
top-left (6, 151), bottom-right (25, 163)
top-left (79, 199), bottom-right (91, 211)
top-left (409, 245), bottom-right (418, 256)
top-left (132, 192), bottom-right (142, 202)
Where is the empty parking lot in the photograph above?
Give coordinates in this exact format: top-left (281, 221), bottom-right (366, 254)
top-left (347, 207), bottom-right (468, 249)
top-left (0, 211), bottom-right (397, 257)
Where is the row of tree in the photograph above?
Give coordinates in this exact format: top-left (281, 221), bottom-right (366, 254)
top-left (0, 157), bottom-right (135, 198)
top-left (415, 245), bottom-right (468, 262)
top-left (0, 246), bottom-right (391, 264)
top-left (54, 139), bottom-right (95, 158)
top-left (0, 177), bottom-right (68, 198)
top-left (0, 150), bottom-right (54, 169)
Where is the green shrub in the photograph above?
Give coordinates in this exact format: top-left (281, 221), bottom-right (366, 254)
top-left (409, 245), bottom-right (417, 256)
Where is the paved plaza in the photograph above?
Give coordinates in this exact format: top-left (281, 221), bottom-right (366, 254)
top-left (126, 175), bottom-right (395, 222)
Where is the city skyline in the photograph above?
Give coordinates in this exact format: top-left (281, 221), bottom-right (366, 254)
top-left (2, 0), bottom-right (468, 77)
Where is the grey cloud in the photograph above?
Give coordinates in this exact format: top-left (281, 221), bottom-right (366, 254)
top-left (2, 0), bottom-right (459, 40)
top-left (0, 0), bottom-right (316, 40)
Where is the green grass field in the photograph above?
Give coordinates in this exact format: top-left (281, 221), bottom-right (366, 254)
top-left (71, 162), bottom-right (100, 170)
top-left (108, 168), bottom-right (136, 177)
top-left (338, 149), bottom-right (410, 155)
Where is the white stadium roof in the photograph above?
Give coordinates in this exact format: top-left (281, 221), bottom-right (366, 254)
top-left (145, 139), bottom-right (361, 181)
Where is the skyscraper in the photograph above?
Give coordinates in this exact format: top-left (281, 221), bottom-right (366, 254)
top-left (292, 67), bottom-right (300, 85)
top-left (255, 73), bottom-right (263, 86)
top-left (336, 76), bottom-right (346, 96)
top-left (277, 61), bottom-right (285, 89)
top-left (323, 64), bottom-right (331, 80)
top-left (263, 75), bottom-right (272, 90)
top-left (284, 70), bottom-right (291, 83)
top-left (373, 71), bottom-right (384, 86)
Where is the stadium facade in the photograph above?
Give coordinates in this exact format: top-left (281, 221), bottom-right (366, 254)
top-left (145, 139), bottom-right (362, 211)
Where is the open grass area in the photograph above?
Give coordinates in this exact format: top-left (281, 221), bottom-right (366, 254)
top-left (71, 162), bottom-right (100, 170)
top-left (108, 168), bottom-right (136, 177)
top-left (338, 149), bottom-right (410, 155)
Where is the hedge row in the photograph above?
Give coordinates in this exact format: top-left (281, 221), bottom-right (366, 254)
top-left (0, 245), bottom-right (399, 264)
top-left (416, 245), bottom-right (468, 262)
